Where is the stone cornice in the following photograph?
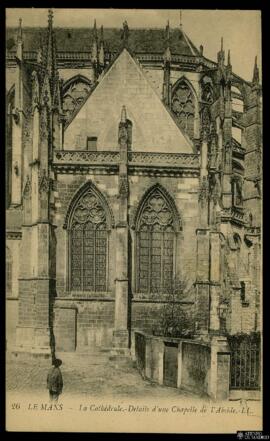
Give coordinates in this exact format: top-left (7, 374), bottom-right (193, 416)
top-left (6, 50), bottom-right (216, 73)
top-left (6, 231), bottom-right (22, 240)
top-left (220, 206), bottom-right (246, 226)
top-left (52, 150), bottom-right (200, 176)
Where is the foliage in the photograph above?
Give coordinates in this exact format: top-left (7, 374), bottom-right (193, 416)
top-left (227, 331), bottom-right (261, 346)
top-left (152, 275), bottom-right (195, 338)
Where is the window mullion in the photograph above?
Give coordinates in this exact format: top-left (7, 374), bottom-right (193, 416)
top-left (148, 227), bottom-right (152, 294)
top-left (93, 226), bottom-right (96, 292)
top-left (161, 229), bottom-right (164, 294)
top-left (81, 227), bottom-right (84, 291)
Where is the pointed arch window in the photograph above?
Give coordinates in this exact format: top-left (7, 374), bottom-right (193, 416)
top-left (6, 247), bottom-right (12, 295)
top-left (171, 79), bottom-right (195, 139)
top-left (136, 187), bottom-right (180, 294)
top-left (63, 76), bottom-right (92, 123)
top-left (68, 187), bottom-right (110, 292)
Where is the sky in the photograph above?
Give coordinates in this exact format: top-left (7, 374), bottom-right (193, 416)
top-left (6, 8), bottom-right (261, 82)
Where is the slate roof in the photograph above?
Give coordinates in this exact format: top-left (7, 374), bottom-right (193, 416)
top-left (6, 27), bottom-right (201, 56)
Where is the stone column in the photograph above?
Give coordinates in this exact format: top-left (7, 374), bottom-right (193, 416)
top-left (112, 107), bottom-right (130, 351)
top-left (209, 231), bottom-right (221, 332)
top-left (208, 336), bottom-right (231, 400)
top-left (113, 222), bottom-right (129, 348)
top-left (177, 341), bottom-right (183, 388)
top-left (14, 106), bottom-right (55, 358)
top-left (11, 43), bottom-right (24, 206)
top-left (194, 228), bottom-right (210, 335)
top-left (195, 131), bottom-right (211, 335)
top-left (199, 135), bottom-right (209, 227)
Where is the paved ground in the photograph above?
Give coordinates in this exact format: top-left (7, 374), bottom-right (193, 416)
top-left (6, 352), bottom-right (262, 434)
top-left (6, 350), bottom-right (205, 401)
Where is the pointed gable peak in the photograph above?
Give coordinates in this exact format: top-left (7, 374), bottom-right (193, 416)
top-left (65, 46), bottom-right (193, 153)
top-left (178, 27), bottom-right (200, 57)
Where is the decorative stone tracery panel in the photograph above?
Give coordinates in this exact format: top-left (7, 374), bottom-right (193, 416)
top-left (171, 80), bottom-right (195, 139)
top-left (63, 77), bottom-right (92, 123)
top-left (68, 186), bottom-right (109, 292)
top-left (135, 186), bottom-right (180, 294)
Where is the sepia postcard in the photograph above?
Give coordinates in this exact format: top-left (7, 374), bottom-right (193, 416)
top-left (5, 8), bottom-right (263, 433)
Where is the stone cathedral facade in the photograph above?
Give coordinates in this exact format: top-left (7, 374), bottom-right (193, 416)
top-left (6, 11), bottom-right (262, 356)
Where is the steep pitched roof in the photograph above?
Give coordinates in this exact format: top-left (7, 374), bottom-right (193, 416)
top-left (64, 48), bottom-right (193, 153)
top-left (6, 26), bottom-right (200, 56)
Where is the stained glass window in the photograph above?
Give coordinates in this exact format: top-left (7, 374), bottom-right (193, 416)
top-left (171, 80), bottom-right (195, 139)
top-left (137, 189), bottom-right (176, 294)
top-left (69, 189), bottom-right (108, 292)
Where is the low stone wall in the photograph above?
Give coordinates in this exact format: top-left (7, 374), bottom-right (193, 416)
top-left (181, 341), bottom-right (211, 395)
top-left (134, 331), bottom-right (231, 400)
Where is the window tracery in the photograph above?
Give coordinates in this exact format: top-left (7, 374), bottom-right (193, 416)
top-left (63, 77), bottom-right (92, 122)
top-left (171, 80), bottom-right (195, 139)
top-left (69, 188), bottom-right (108, 292)
top-left (136, 188), bottom-right (178, 294)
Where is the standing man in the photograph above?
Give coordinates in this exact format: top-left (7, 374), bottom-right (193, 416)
top-left (47, 359), bottom-right (63, 402)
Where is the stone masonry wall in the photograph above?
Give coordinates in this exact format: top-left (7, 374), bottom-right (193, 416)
top-left (52, 171), bottom-right (200, 349)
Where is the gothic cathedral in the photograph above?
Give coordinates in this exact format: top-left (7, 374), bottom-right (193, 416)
top-left (6, 11), bottom-right (262, 356)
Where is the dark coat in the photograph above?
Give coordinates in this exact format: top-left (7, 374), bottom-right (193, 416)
top-left (47, 367), bottom-right (63, 393)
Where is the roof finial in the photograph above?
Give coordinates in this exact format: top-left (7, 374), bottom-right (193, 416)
top-left (93, 19), bottom-right (98, 39)
top-left (37, 32), bottom-right (43, 64)
top-left (121, 20), bottom-right (129, 48)
top-left (252, 55), bottom-right (260, 84)
top-left (18, 18), bottom-right (22, 40)
top-left (180, 10), bottom-right (183, 30)
top-left (217, 36), bottom-right (225, 65)
top-left (121, 105), bottom-right (127, 123)
top-left (227, 49), bottom-right (231, 67)
top-left (165, 20), bottom-right (170, 43)
top-left (99, 25), bottom-right (105, 67)
top-left (43, 7), bottom-right (57, 87)
top-left (164, 46), bottom-right (171, 63)
top-left (48, 8), bottom-right (53, 30)
top-left (91, 19), bottom-right (98, 64)
top-left (16, 17), bottom-right (23, 60)
top-left (100, 24), bottom-right (104, 43)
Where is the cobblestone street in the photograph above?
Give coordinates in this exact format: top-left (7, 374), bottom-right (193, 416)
top-left (6, 350), bottom-right (203, 401)
top-left (6, 351), bottom-right (262, 434)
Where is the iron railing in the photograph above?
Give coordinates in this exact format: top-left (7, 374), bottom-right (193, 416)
top-left (229, 334), bottom-right (261, 390)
